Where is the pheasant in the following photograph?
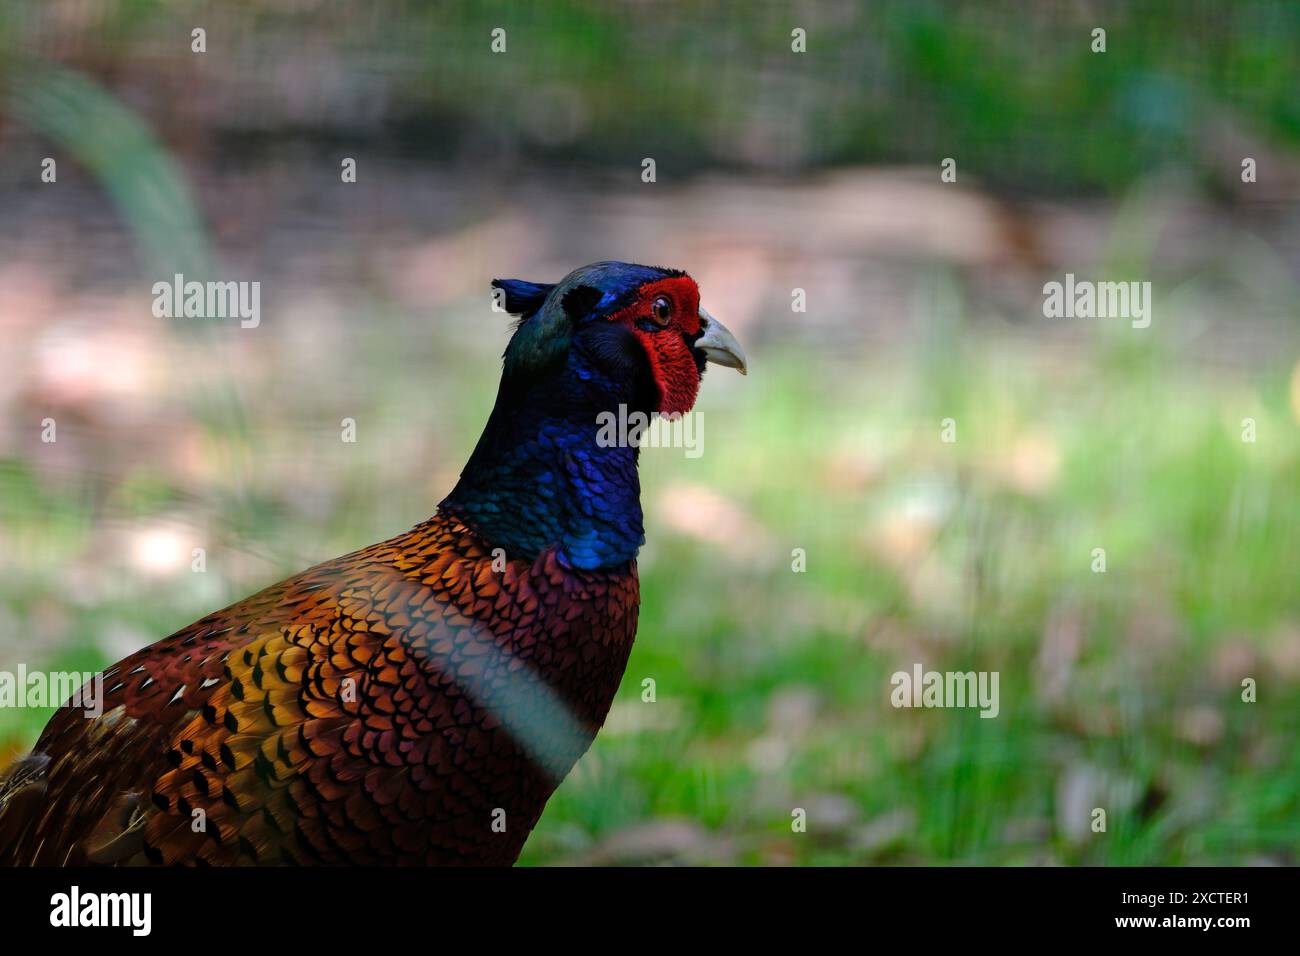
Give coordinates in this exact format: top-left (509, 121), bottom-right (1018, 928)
top-left (0, 261), bottom-right (746, 866)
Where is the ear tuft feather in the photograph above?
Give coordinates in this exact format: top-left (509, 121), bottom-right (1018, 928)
top-left (492, 279), bottom-right (555, 317)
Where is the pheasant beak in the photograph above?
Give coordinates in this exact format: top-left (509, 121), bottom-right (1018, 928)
top-left (695, 308), bottom-right (748, 375)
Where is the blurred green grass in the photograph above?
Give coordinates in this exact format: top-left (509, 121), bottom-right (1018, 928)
top-left (4, 319), bottom-right (1297, 865)
top-left (515, 334), bottom-right (1300, 865)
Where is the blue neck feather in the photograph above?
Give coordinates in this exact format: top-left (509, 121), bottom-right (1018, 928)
top-left (441, 339), bottom-right (646, 570)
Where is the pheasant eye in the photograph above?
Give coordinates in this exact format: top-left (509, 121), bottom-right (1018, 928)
top-left (651, 296), bottom-right (672, 326)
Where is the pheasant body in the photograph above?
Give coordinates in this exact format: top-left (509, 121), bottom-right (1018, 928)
top-left (0, 260), bottom-right (745, 865)
top-left (2, 514), bottom-right (637, 865)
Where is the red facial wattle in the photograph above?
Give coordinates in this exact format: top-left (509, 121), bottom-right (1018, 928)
top-left (606, 275), bottom-right (704, 416)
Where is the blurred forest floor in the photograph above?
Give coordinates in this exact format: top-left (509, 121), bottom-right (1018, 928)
top-left (3, 159), bottom-right (1299, 864)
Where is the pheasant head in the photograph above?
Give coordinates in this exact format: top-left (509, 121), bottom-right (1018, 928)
top-left (444, 261), bottom-right (747, 570)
